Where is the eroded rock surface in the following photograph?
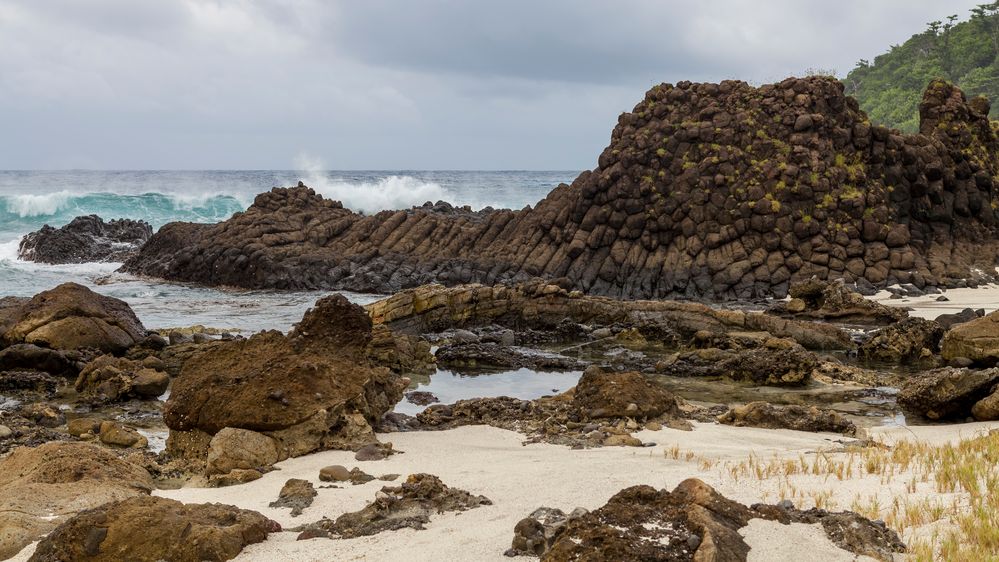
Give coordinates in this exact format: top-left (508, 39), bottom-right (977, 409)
top-left (0, 283), bottom-right (146, 354)
top-left (941, 309), bottom-right (999, 366)
top-left (28, 495), bottom-right (278, 562)
top-left (898, 367), bottom-right (999, 420)
top-left (717, 402), bottom-right (856, 435)
top-left (0, 442), bottom-right (153, 560)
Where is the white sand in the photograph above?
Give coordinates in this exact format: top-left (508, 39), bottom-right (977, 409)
top-left (12, 421), bottom-right (999, 561)
top-left (873, 284), bottom-right (999, 319)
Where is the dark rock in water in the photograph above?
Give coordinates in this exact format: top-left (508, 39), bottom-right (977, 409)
top-left (405, 390), bottom-right (439, 406)
top-left (123, 78), bottom-right (999, 299)
top-left (717, 401), bottom-right (856, 435)
top-left (28, 495), bottom-right (278, 562)
top-left (293, 473), bottom-right (490, 539)
top-left (934, 307), bottom-right (981, 330)
top-left (163, 294), bottom-right (406, 466)
top-left (19, 214), bottom-right (152, 264)
top-left (898, 367), bottom-right (999, 420)
top-left (941, 310), bottom-right (999, 366)
top-left (0, 283), bottom-right (146, 354)
top-left (858, 317), bottom-right (944, 363)
top-left (269, 478), bottom-right (317, 517)
top-left (435, 342), bottom-right (585, 372)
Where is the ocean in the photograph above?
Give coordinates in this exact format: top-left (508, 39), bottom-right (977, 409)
top-left (0, 170), bottom-right (576, 332)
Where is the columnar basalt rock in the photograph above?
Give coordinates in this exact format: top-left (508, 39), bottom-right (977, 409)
top-left (123, 78), bottom-right (999, 298)
top-left (18, 215), bottom-right (152, 265)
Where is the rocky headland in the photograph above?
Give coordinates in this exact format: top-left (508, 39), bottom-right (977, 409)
top-left (123, 78), bottom-right (999, 298)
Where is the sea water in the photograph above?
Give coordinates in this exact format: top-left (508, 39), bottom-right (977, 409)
top-left (0, 170), bottom-right (575, 331)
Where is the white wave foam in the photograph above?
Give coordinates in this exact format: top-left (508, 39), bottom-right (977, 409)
top-left (0, 237), bottom-right (21, 263)
top-left (159, 191), bottom-right (252, 210)
top-left (2, 191), bottom-right (74, 217)
top-left (294, 154), bottom-right (447, 214)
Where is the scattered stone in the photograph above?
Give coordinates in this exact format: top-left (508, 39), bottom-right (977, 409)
top-left (294, 474), bottom-right (490, 539)
top-left (269, 478), bottom-right (317, 517)
top-left (208, 468), bottom-right (263, 488)
top-left (75, 355), bottom-right (170, 402)
top-left (319, 465), bottom-right (375, 484)
top-left (98, 421), bottom-right (148, 448)
top-left (355, 442), bottom-right (395, 461)
top-left (28, 495), bottom-right (279, 562)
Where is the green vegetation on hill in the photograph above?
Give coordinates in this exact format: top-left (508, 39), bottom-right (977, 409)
top-left (845, 3), bottom-right (999, 131)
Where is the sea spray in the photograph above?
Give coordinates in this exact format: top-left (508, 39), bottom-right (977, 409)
top-left (294, 154), bottom-right (449, 214)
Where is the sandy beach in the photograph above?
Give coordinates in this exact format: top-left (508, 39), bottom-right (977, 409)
top-left (14, 418), bottom-right (996, 561)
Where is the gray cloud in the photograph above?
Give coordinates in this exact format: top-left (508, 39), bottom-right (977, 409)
top-left (0, 0), bottom-right (983, 169)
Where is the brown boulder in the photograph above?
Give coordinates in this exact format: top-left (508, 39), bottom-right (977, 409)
top-left (941, 310), bottom-right (999, 366)
top-left (0, 283), bottom-right (145, 353)
top-left (205, 428), bottom-right (281, 476)
top-left (717, 402), bottom-right (856, 435)
top-left (0, 442), bottom-right (153, 559)
top-left (28, 495), bottom-right (279, 562)
top-left (163, 295), bottom-right (406, 464)
top-left (898, 367), bottom-right (999, 420)
top-left (75, 354), bottom-right (169, 402)
top-left (572, 367), bottom-right (680, 419)
top-left (859, 317), bottom-right (944, 363)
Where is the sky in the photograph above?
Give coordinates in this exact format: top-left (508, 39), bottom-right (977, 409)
top-left (0, 0), bottom-right (984, 170)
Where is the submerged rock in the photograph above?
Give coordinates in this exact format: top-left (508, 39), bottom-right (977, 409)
top-left (28, 495), bottom-right (278, 562)
top-left (18, 214), bottom-right (152, 265)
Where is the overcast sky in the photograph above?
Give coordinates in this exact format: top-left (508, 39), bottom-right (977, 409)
top-left (0, 0), bottom-right (982, 170)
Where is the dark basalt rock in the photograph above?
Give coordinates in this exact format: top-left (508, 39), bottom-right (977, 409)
top-left (897, 367), bottom-right (999, 420)
top-left (19, 215), bottom-right (152, 264)
top-left (124, 78), bottom-right (999, 299)
top-left (858, 317), bottom-right (944, 363)
top-left (435, 342), bottom-right (585, 372)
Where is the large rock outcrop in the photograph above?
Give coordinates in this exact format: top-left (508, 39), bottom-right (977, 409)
top-left (941, 310), bottom-right (999, 365)
top-left (365, 282), bottom-right (851, 351)
top-left (28, 496), bottom-right (278, 562)
top-left (0, 442), bottom-right (153, 559)
top-left (18, 215), bottom-right (152, 264)
top-left (124, 78), bottom-right (999, 298)
top-left (163, 294), bottom-right (407, 472)
top-left (0, 283), bottom-right (146, 354)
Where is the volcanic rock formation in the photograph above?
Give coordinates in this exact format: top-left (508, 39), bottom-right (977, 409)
top-left (19, 215), bottom-right (152, 264)
top-left (124, 77), bottom-right (999, 298)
